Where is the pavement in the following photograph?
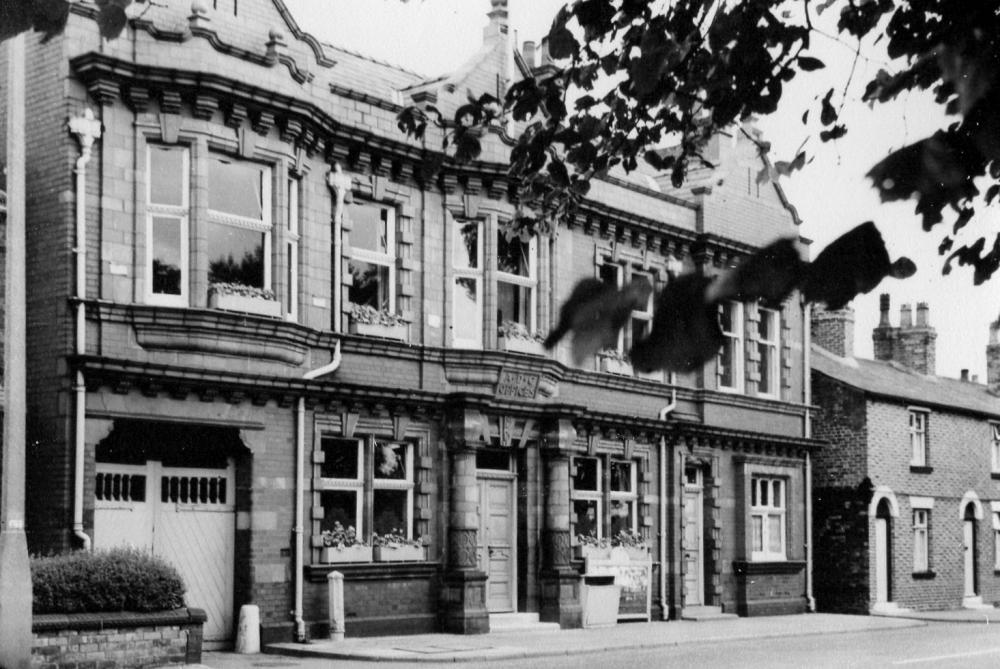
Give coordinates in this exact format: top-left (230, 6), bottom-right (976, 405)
top-left (179, 607), bottom-right (1000, 667)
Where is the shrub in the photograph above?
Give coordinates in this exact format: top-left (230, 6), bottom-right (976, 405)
top-left (31, 547), bottom-right (186, 614)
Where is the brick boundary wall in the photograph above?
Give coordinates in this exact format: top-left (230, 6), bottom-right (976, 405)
top-left (31, 608), bottom-right (206, 669)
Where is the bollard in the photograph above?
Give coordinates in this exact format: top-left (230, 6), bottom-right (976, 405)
top-left (235, 604), bottom-right (261, 653)
top-left (327, 570), bottom-right (345, 641)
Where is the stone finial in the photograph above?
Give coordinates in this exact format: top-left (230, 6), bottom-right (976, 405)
top-left (189, 0), bottom-right (210, 29)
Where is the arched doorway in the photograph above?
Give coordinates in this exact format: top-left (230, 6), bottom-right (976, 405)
top-left (964, 503), bottom-right (979, 599)
top-left (875, 499), bottom-right (893, 605)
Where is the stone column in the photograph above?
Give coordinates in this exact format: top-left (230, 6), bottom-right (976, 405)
top-left (441, 407), bottom-right (489, 634)
top-left (539, 419), bottom-right (582, 628)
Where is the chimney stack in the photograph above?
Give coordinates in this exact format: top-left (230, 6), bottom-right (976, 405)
top-left (872, 295), bottom-right (937, 375)
top-left (811, 304), bottom-right (855, 358)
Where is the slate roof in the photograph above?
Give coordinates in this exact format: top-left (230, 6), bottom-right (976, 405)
top-left (811, 344), bottom-right (1000, 419)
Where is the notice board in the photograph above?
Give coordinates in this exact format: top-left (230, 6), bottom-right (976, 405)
top-left (585, 550), bottom-right (652, 621)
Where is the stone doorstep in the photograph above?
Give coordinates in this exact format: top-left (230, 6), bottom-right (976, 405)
top-left (961, 596), bottom-right (995, 610)
top-left (488, 612), bottom-right (561, 633)
top-left (679, 606), bottom-right (739, 622)
top-left (870, 602), bottom-right (912, 616)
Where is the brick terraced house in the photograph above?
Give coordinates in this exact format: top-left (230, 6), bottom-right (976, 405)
top-left (1, 0), bottom-right (819, 645)
top-left (812, 297), bottom-right (1000, 614)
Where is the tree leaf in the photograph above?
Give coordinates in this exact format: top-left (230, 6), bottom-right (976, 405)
top-left (797, 56), bottom-right (825, 71)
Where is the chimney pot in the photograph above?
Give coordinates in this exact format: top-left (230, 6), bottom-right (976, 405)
top-left (879, 293), bottom-right (891, 327)
top-left (900, 304), bottom-right (912, 328)
top-left (961, 369), bottom-right (969, 381)
top-left (540, 36), bottom-right (553, 66)
top-left (522, 41), bottom-right (536, 68)
top-left (973, 374), bottom-right (980, 383)
top-left (916, 302), bottom-right (930, 327)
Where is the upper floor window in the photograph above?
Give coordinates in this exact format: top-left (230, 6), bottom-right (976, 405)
top-left (992, 424), bottom-right (1000, 474)
top-left (909, 410), bottom-right (928, 467)
top-left (496, 232), bottom-right (537, 334)
top-left (146, 145), bottom-right (190, 306)
top-left (453, 219), bottom-right (483, 348)
top-left (629, 273), bottom-right (655, 353)
top-left (757, 307), bottom-right (779, 397)
top-left (719, 301), bottom-right (744, 392)
top-left (750, 477), bottom-right (785, 561)
top-left (206, 155), bottom-right (272, 295)
top-left (285, 177), bottom-right (300, 321)
top-left (347, 203), bottom-right (396, 315)
top-left (598, 263), bottom-right (624, 353)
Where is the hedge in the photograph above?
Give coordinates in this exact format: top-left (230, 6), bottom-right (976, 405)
top-left (31, 547), bottom-right (186, 614)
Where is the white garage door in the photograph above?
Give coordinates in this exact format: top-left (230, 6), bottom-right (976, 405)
top-left (94, 461), bottom-right (235, 646)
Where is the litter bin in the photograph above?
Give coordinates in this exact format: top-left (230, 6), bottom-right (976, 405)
top-left (581, 574), bottom-right (621, 628)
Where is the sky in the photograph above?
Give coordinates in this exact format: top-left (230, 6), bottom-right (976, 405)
top-left (283, 0), bottom-right (998, 381)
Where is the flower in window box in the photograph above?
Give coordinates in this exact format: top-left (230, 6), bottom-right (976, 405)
top-left (610, 530), bottom-right (649, 561)
top-left (348, 304), bottom-right (408, 341)
top-left (319, 521), bottom-right (372, 563)
top-left (498, 320), bottom-right (546, 356)
top-left (574, 531), bottom-right (611, 560)
top-left (598, 348), bottom-right (633, 375)
top-left (372, 528), bottom-right (425, 562)
top-left (207, 282), bottom-right (281, 318)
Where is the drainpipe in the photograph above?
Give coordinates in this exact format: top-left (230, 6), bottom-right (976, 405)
top-left (803, 303), bottom-right (815, 611)
top-left (293, 340), bottom-right (342, 641)
top-left (659, 372), bottom-right (678, 620)
top-left (68, 110), bottom-right (102, 551)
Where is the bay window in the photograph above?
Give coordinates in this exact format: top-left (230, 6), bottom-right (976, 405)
top-left (719, 301), bottom-right (744, 391)
top-left (453, 219), bottom-right (483, 348)
top-left (496, 232), bottom-right (537, 334)
top-left (206, 155), bottom-right (271, 294)
top-left (146, 145), bottom-right (189, 305)
top-left (347, 202), bottom-right (396, 314)
top-left (750, 477), bottom-right (785, 560)
top-left (757, 307), bottom-right (779, 397)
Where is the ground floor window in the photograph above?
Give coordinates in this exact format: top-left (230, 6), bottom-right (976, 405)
top-left (750, 477), bottom-right (785, 561)
top-left (913, 509), bottom-right (930, 573)
top-left (571, 455), bottom-right (639, 543)
top-left (318, 435), bottom-right (415, 541)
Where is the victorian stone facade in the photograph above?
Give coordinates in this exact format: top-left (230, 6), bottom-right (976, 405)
top-left (2, 0), bottom-right (817, 645)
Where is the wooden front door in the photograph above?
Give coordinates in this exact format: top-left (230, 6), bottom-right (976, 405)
top-left (875, 516), bottom-right (890, 603)
top-left (683, 467), bottom-right (704, 607)
top-left (964, 505), bottom-right (978, 597)
top-left (478, 476), bottom-right (516, 612)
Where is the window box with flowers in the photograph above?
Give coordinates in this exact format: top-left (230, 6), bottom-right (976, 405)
top-left (318, 522), bottom-right (372, 563)
top-left (372, 529), bottom-right (425, 562)
top-left (610, 530), bottom-right (649, 562)
top-left (574, 532), bottom-right (612, 561)
top-left (208, 283), bottom-right (281, 318)
top-left (498, 320), bottom-right (546, 356)
top-left (348, 304), bottom-right (408, 341)
top-left (599, 349), bottom-right (633, 376)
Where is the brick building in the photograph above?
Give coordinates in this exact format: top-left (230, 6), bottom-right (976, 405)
top-left (1, 0), bottom-right (817, 645)
top-left (812, 296), bottom-right (1000, 614)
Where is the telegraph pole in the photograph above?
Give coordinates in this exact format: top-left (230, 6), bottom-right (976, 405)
top-left (0, 31), bottom-right (34, 669)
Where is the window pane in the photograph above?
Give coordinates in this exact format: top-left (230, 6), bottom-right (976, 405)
top-left (207, 222), bottom-right (264, 288)
top-left (599, 264), bottom-right (619, 287)
top-left (610, 499), bottom-right (634, 536)
top-left (374, 442), bottom-right (407, 480)
top-left (759, 341), bottom-right (774, 393)
top-left (320, 438), bottom-right (360, 479)
top-left (760, 479), bottom-right (769, 506)
top-left (348, 260), bottom-right (390, 310)
top-left (773, 480), bottom-right (783, 507)
top-left (209, 156), bottom-right (264, 220)
top-left (320, 490), bottom-right (358, 532)
top-left (631, 317), bottom-right (650, 350)
top-left (350, 204), bottom-right (390, 254)
top-left (720, 302), bottom-right (736, 333)
top-left (149, 146), bottom-right (185, 206)
top-left (759, 311), bottom-right (772, 340)
top-left (574, 499), bottom-right (599, 540)
top-left (453, 277), bottom-right (481, 343)
top-left (476, 450), bottom-right (510, 471)
top-left (752, 515), bottom-right (763, 552)
top-left (610, 461), bottom-right (632, 493)
top-left (497, 282), bottom-right (531, 327)
top-left (287, 245), bottom-right (295, 312)
top-left (151, 216), bottom-right (182, 295)
top-left (573, 458), bottom-right (599, 491)
top-left (767, 514), bottom-right (782, 552)
top-left (454, 221), bottom-right (479, 270)
top-left (373, 489), bottom-right (408, 536)
top-left (497, 233), bottom-right (529, 276)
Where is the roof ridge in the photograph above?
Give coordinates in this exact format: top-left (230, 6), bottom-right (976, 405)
top-left (319, 41), bottom-right (429, 79)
